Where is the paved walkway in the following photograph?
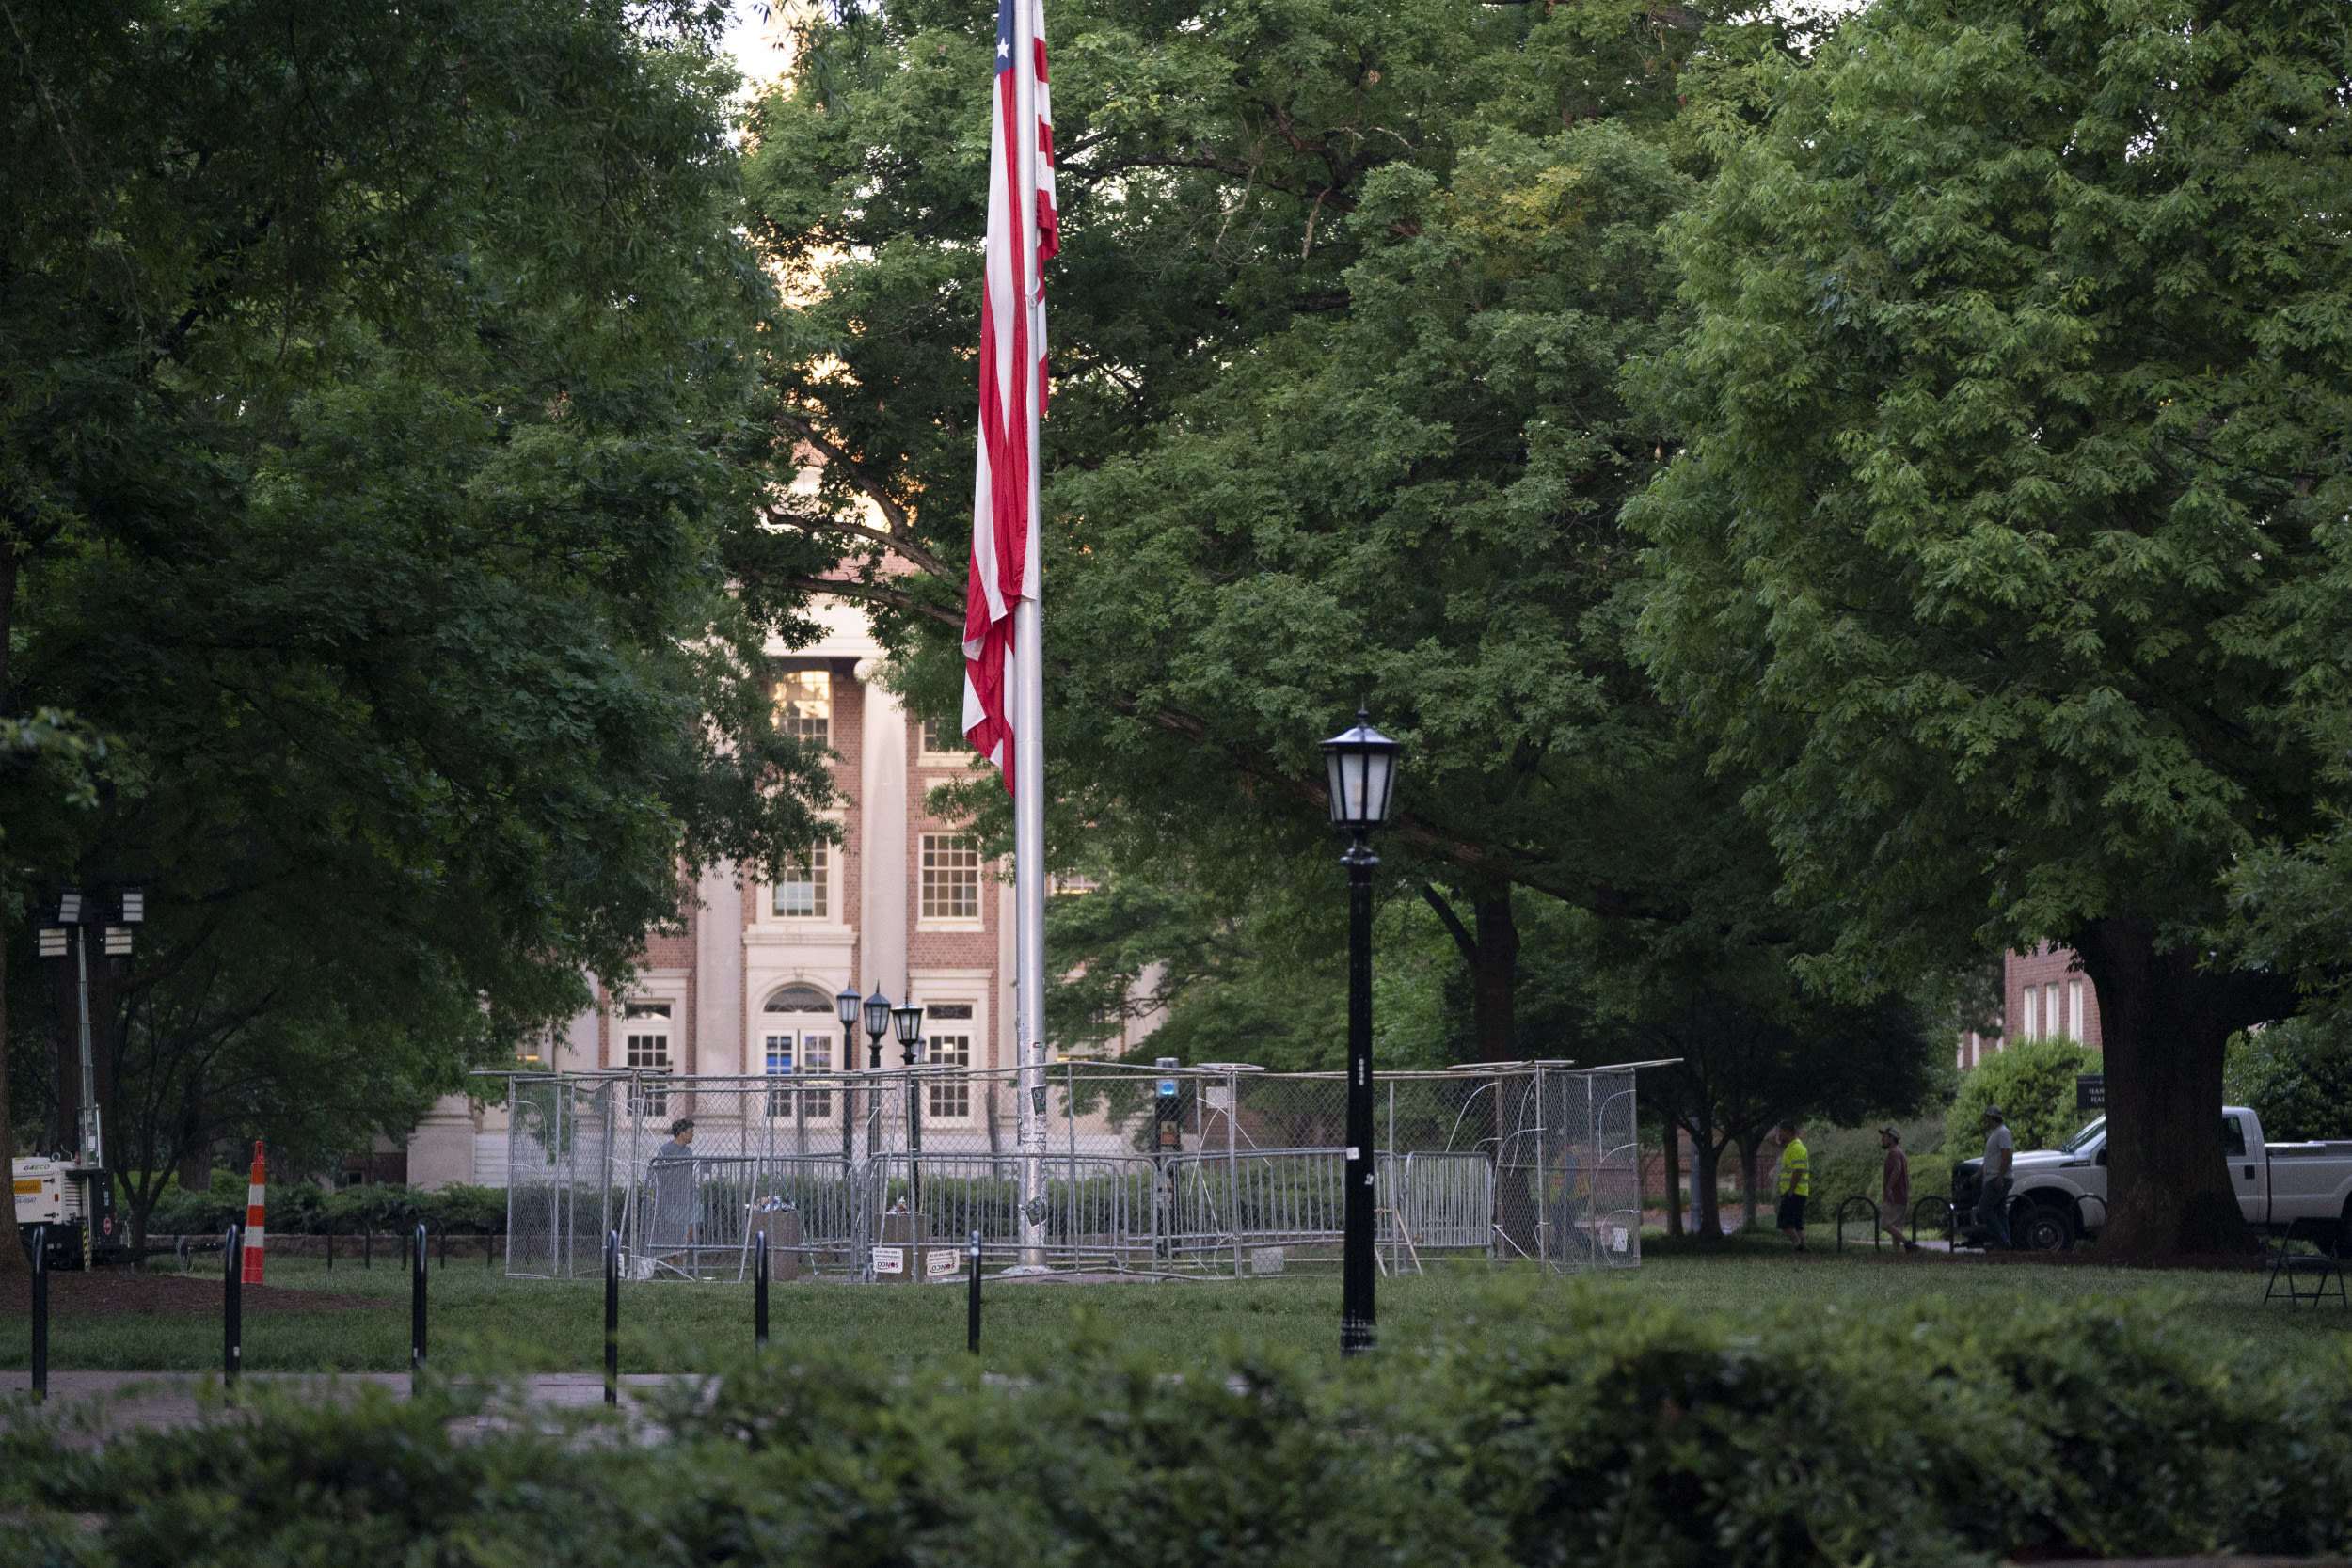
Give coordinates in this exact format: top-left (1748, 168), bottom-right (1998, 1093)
top-left (2, 1370), bottom-right (684, 1445)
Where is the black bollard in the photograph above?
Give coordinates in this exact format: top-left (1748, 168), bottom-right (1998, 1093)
top-left (363, 1227), bottom-right (372, 1269)
top-left (224, 1223), bottom-right (243, 1389)
top-left (326, 1228), bottom-right (334, 1271)
top-left (967, 1228), bottom-right (982, 1355)
top-left (411, 1224), bottom-right (428, 1386)
top-left (30, 1225), bottom-right (47, 1404)
top-left (754, 1231), bottom-right (770, 1350)
top-left (603, 1229), bottom-right (619, 1407)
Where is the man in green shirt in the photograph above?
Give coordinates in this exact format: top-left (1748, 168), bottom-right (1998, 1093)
top-left (1774, 1119), bottom-right (1810, 1251)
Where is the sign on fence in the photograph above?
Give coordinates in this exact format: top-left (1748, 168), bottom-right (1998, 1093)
top-left (872, 1245), bottom-right (905, 1275)
top-left (2076, 1074), bottom-right (2106, 1112)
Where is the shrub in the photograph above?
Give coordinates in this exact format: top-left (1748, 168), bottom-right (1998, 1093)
top-left (8, 1284), bottom-right (2352, 1567)
top-left (2226, 1018), bottom-right (2352, 1141)
top-left (1947, 1037), bottom-right (2100, 1157)
top-left (145, 1178), bottom-right (508, 1238)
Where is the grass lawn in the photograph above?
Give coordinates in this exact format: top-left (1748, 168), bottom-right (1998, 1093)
top-left (8, 1230), bottom-right (2350, 1377)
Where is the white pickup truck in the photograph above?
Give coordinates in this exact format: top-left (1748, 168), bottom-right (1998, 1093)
top-left (1950, 1106), bottom-right (2352, 1252)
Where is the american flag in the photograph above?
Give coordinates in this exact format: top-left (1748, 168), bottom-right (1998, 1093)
top-left (961, 0), bottom-right (1057, 793)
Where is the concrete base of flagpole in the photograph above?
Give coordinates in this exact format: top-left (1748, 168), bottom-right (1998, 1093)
top-left (997, 1263), bottom-right (1055, 1277)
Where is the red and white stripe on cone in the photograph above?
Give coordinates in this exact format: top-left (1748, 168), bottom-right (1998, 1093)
top-left (241, 1141), bottom-right (266, 1284)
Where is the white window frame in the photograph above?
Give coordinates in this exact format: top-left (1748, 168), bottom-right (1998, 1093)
top-left (916, 832), bottom-right (987, 930)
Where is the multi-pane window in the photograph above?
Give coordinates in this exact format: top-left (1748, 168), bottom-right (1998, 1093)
top-left (762, 986), bottom-right (834, 1118)
top-left (799, 1033), bottom-right (834, 1118)
top-left (773, 843), bottom-right (829, 919)
top-left (775, 672), bottom-right (831, 746)
top-left (926, 1005), bottom-right (973, 1118)
top-left (623, 1002), bottom-right (671, 1117)
top-left (920, 834), bottom-right (981, 920)
top-left (921, 718), bottom-right (974, 758)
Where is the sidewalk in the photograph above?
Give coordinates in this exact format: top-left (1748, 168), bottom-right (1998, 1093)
top-left (2, 1370), bottom-right (683, 1445)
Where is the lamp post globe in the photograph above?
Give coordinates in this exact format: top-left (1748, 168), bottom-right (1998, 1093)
top-left (892, 1004), bottom-right (925, 1066)
top-left (863, 988), bottom-right (892, 1068)
top-left (836, 986), bottom-right (863, 1031)
top-left (1319, 708), bottom-right (1402, 837)
top-left (1321, 705), bottom-right (1400, 1356)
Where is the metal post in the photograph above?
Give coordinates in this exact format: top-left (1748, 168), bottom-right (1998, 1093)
top-left (223, 1223), bottom-right (242, 1389)
top-left (755, 1231), bottom-right (770, 1349)
top-left (73, 926), bottom-right (102, 1168)
top-left (411, 1224), bottom-right (428, 1386)
top-left (1341, 835), bottom-right (1376, 1354)
top-left (603, 1229), bottom-right (619, 1406)
top-left (967, 1228), bottom-right (982, 1354)
top-left (906, 1056), bottom-right (925, 1221)
top-left (1014, 593), bottom-right (1049, 1271)
top-left (30, 1226), bottom-right (47, 1403)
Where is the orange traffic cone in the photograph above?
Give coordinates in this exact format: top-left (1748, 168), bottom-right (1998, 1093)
top-left (242, 1141), bottom-right (266, 1285)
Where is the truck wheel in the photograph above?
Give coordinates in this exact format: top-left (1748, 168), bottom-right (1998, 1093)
top-left (2016, 1204), bottom-right (2075, 1253)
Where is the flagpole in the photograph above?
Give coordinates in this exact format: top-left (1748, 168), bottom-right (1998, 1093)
top-left (1013, 592), bottom-right (1048, 1270)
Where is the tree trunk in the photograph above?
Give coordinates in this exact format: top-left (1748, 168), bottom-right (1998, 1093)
top-left (1662, 1119), bottom-right (1683, 1239)
top-left (1694, 1134), bottom-right (1723, 1236)
top-left (1420, 882), bottom-right (1519, 1063)
top-left (0, 544), bottom-right (19, 1275)
top-left (2072, 914), bottom-right (2292, 1259)
top-left (1470, 890), bottom-right (1518, 1061)
top-left (0, 868), bottom-right (15, 1281)
top-left (1737, 1133), bottom-right (1761, 1229)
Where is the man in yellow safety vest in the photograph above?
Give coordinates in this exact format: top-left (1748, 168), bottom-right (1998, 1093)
top-left (1773, 1119), bottom-right (1810, 1252)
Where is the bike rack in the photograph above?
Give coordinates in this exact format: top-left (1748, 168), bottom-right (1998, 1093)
top-left (1911, 1196), bottom-right (1955, 1250)
top-left (1836, 1195), bottom-right (1881, 1253)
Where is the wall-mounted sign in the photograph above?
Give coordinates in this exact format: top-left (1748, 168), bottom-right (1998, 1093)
top-left (2076, 1074), bottom-right (2106, 1113)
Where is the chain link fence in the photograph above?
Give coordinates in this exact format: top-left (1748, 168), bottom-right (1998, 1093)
top-left (505, 1061), bottom-right (1643, 1280)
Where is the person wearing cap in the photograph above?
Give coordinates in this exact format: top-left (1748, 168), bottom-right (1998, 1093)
top-left (1879, 1128), bottom-right (1920, 1251)
top-left (650, 1117), bottom-right (698, 1271)
top-left (1977, 1104), bottom-right (2014, 1251)
top-left (1772, 1119), bottom-right (1810, 1250)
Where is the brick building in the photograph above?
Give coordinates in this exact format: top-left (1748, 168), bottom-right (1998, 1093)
top-left (1957, 941), bottom-right (2105, 1069)
top-left (406, 596), bottom-right (1024, 1187)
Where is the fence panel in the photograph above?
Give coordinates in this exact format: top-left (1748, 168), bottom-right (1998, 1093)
top-left (506, 1062), bottom-right (1646, 1279)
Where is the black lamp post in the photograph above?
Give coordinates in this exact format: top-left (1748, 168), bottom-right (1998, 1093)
top-left (894, 1003), bottom-right (926, 1218)
top-left (862, 987), bottom-right (892, 1069)
top-left (1321, 709), bottom-right (1401, 1354)
top-left (835, 986), bottom-right (863, 1173)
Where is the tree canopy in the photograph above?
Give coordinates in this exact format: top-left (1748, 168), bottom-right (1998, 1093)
top-left (1631, 0), bottom-right (2352, 1254)
top-left (1, 0), bottom-right (832, 1250)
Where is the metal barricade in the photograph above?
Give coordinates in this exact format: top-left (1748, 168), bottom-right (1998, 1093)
top-left (503, 1061), bottom-right (1646, 1278)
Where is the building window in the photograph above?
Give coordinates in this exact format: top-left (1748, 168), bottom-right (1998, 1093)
top-left (775, 671), bottom-right (831, 746)
top-left (773, 843), bottom-right (829, 918)
top-left (920, 834), bottom-right (981, 920)
top-left (921, 718), bottom-right (970, 756)
top-left (927, 1022), bottom-right (971, 1118)
top-left (622, 1001), bottom-right (671, 1117)
top-left (2019, 986), bottom-right (2038, 1040)
top-left (763, 986), bottom-right (834, 1118)
top-left (2045, 982), bottom-right (2061, 1040)
top-left (1051, 872), bottom-right (1100, 896)
top-left (2068, 979), bottom-right (2085, 1042)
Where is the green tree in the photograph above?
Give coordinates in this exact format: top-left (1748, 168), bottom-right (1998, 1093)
top-left (737, 0), bottom-right (1836, 1064)
top-left (2224, 1021), bottom-right (2352, 1144)
top-left (1632, 0), bottom-right (2348, 1256)
top-left (1947, 1037), bottom-right (2102, 1163)
top-left (1, 0), bottom-right (834, 1265)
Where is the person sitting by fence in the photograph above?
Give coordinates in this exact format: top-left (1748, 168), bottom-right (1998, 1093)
top-left (650, 1117), bottom-right (697, 1272)
top-left (1879, 1127), bottom-right (1920, 1252)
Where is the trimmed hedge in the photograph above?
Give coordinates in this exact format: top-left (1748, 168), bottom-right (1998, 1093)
top-left (145, 1175), bottom-right (506, 1239)
top-left (7, 1284), bottom-right (2351, 1566)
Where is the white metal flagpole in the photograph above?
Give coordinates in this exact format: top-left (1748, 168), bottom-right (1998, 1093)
top-left (1013, 590), bottom-right (1048, 1270)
